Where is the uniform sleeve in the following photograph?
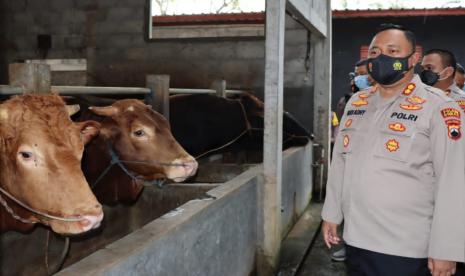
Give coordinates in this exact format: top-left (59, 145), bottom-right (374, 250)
top-left (428, 101), bottom-right (465, 262)
top-left (321, 111), bottom-right (346, 225)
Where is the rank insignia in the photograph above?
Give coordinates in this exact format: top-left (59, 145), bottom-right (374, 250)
top-left (343, 135), bottom-right (350, 148)
top-left (385, 139), bottom-right (399, 152)
top-left (402, 83), bottom-right (416, 96)
top-left (352, 99), bottom-right (368, 107)
top-left (400, 103), bottom-right (422, 111)
top-left (441, 108), bottom-right (461, 119)
top-left (407, 96), bottom-right (425, 105)
top-left (388, 123), bottom-right (406, 132)
top-left (445, 119), bottom-right (461, 140)
top-left (358, 92), bottom-right (369, 99)
top-left (345, 119), bottom-right (353, 128)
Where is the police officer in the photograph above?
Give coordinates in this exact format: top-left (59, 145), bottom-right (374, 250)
top-left (456, 63), bottom-right (465, 90)
top-left (322, 24), bottom-right (465, 276)
top-left (420, 49), bottom-right (465, 111)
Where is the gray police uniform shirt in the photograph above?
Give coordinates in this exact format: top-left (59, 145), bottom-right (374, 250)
top-left (322, 74), bottom-right (465, 261)
top-left (447, 83), bottom-right (465, 112)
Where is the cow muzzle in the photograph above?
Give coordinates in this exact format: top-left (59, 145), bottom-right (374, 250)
top-left (165, 157), bottom-right (198, 182)
top-left (49, 204), bottom-right (104, 235)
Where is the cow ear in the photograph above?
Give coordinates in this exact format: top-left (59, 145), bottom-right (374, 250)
top-left (78, 120), bottom-right (101, 144)
top-left (89, 106), bottom-right (119, 117)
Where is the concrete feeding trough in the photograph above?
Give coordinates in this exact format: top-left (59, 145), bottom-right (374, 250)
top-left (0, 144), bottom-right (312, 276)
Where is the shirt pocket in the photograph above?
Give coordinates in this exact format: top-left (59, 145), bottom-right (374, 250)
top-left (373, 122), bottom-right (414, 162)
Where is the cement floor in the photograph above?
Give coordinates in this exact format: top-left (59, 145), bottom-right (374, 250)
top-left (295, 228), bottom-right (347, 276)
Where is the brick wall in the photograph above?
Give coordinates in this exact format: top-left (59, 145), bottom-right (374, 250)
top-left (0, 0), bottom-right (314, 132)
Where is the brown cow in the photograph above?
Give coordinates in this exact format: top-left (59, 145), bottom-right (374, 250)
top-left (75, 99), bottom-right (198, 205)
top-left (0, 94), bottom-right (103, 235)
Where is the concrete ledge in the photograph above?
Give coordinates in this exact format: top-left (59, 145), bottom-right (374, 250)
top-left (57, 165), bottom-right (262, 276)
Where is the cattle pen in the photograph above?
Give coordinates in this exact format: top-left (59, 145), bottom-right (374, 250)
top-left (0, 0), bottom-right (331, 275)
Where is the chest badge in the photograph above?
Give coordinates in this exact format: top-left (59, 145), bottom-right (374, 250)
top-left (343, 135), bottom-right (350, 148)
top-left (388, 123), bottom-right (406, 132)
top-left (345, 119), bottom-right (353, 128)
top-left (352, 99), bottom-right (368, 107)
top-left (402, 83), bottom-right (416, 96)
top-left (407, 96), bottom-right (426, 105)
top-left (400, 103), bottom-right (422, 111)
top-left (385, 139), bottom-right (400, 152)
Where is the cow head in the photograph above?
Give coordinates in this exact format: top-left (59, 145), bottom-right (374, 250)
top-left (0, 94), bottom-right (103, 235)
top-left (89, 99), bottom-right (198, 183)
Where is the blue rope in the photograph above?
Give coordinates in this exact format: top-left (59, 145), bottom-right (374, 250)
top-left (91, 142), bottom-right (166, 189)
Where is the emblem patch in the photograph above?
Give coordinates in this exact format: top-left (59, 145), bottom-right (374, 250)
top-left (402, 83), bottom-right (416, 96)
top-left (352, 99), bottom-right (368, 107)
top-left (407, 96), bottom-right (426, 105)
top-left (456, 100), bottom-right (465, 111)
top-left (343, 135), bottom-right (350, 148)
top-left (388, 123), bottom-right (406, 132)
top-left (345, 119), bottom-right (353, 128)
top-left (441, 108), bottom-right (461, 119)
top-left (393, 61), bottom-right (403, 71)
top-left (445, 119), bottom-right (461, 140)
top-left (400, 103), bottom-right (422, 111)
top-left (385, 139), bottom-right (400, 152)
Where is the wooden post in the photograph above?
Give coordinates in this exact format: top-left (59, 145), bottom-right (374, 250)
top-left (258, 0), bottom-right (286, 275)
top-left (210, 79), bottom-right (226, 97)
top-left (8, 63), bottom-right (51, 94)
top-left (312, 1), bottom-right (332, 192)
top-left (146, 74), bottom-right (170, 120)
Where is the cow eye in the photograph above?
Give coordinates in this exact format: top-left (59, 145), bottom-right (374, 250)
top-left (133, 129), bottom-right (145, 137)
top-left (19, 151), bottom-right (33, 160)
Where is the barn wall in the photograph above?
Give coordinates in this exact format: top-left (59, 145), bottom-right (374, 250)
top-left (0, 0), bottom-right (314, 133)
top-left (281, 144), bottom-right (313, 237)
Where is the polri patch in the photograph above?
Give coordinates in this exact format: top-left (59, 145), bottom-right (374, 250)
top-left (390, 112), bottom-right (418, 122)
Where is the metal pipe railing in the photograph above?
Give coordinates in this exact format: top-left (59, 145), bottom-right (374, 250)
top-left (0, 85), bottom-right (246, 96)
top-left (0, 85), bottom-right (151, 95)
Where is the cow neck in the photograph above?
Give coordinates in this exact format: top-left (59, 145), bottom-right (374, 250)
top-left (90, 140), bottom-right (166, 191)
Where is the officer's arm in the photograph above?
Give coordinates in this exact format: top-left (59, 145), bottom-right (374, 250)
top-left (429, 101), bottom-right (465, 262)
top-left (321, 114), bottom-right (346, 224)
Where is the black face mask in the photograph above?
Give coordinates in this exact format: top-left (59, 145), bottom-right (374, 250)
top-left (367, 53), bottom-right (413, 85)
top-left (420, 69), bottom-right (439, 86)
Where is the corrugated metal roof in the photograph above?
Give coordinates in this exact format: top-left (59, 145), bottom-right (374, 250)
top-left (153, 12), bottom-right (265, 26)
top-left (333, 7), bottom-right (465, 18)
